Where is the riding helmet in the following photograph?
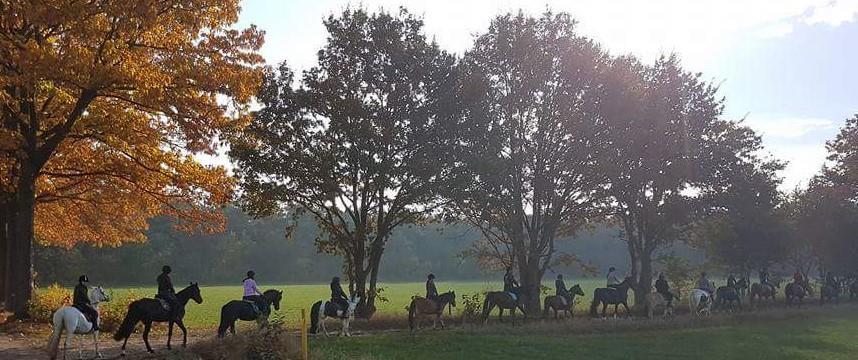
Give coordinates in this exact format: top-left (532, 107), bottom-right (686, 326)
top-left (162, 265), bottom-right (172, 273)
top-left (428, 273), bottom-right (435, 279)
top-left (78, 275), bottom-right (89, 283)
top-left (333, 276), bottom-right (340, 283)
top-left (247, 270), bottom-right (256, 278)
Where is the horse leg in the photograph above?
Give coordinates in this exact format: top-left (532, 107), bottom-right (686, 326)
top-left (63, 330), bottom-right (72, 360)
top-left (511, 308), bottom-right (516, 326)
top-left (498, 308), bottom-right (504, 323)
top-left (321, 317), bottom-right (329, 336)
top-left (342, 317), bottom-right (350, 337)
top-left (622, 302), bottom-right (631, 318)
top-left (613, 304), bottom-right (619, 318)
top-left (93, 331), bottom-right (101, 359)
top-left (230, 322), bottom-right (236, 335)
top-left (167, 321), bottom-right (174, 350)
top-left (121, 336), bottom-right (129, 357)
top-left (176, 320), bottom-right (188, 348)
top-left (142, 321), bottom-right (154, 353)
top-left (601, 303), bottom-right (607, 318)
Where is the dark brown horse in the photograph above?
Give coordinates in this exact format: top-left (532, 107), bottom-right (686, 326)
top-left (785, 281), bottom-right (809, 307)
top-left (750, 279), bottom-right (780, 309)
top-left (543, 284), bottom-right (585, 319)
top-left (408, 291), bottom-right (456, 332)
top-left (482, 288), bottom-right (527, 325)
top-left (590, 277), bottom-right (634, 318)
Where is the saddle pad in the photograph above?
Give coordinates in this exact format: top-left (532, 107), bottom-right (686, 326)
top-left (506, 292), bottom-right (517, 301)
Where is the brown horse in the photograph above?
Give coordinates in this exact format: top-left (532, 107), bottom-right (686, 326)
top-left (482, 289), bottom-right (527, 325)
top-left (750, 279), bottom-right (781, 309)
top-left (784, 281), bottom-right (809, 307)
top-left (543, 284), bottom-right (585, 319)
top-left (408, 291), bottom-right (456, 332)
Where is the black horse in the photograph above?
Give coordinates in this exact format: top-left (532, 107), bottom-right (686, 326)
top-left (590, 277), bottom-right (634, 318)
top-left (821, 282), bottom-right (841, 305)
top-left (114, 283), bottom-right (203, 355)
top-left (785, 281), bottom-right (809, 307)
top-left (217, 289), bottom-right (283, 338)
top-left (715, 278), bottom-right (745, 312)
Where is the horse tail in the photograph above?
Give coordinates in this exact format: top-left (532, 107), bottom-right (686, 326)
top-left (47, 310), bottom-right (64, 359)
top-left (543, 297), bottom-right (550, 318)
top-left (217, 303), bottom-right (230, 338)
top-left (408, 299), bottom-right (418, 332)
top-left (481, 295), bottom-right (492, 322)
top-left (309, 301), bottom-right (321, 335)
top-left (589, 292), bottom-right (599, 317)
top-left (113, 302), bottom-right (140, 341)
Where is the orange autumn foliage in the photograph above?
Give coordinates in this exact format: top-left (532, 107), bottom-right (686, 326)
top-left (1, 0), bottom-right (265, 247)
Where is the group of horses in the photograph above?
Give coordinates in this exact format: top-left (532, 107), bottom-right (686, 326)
top-left (45, 276), bottom-right (858, 359)
top-left (46, 283), bottom-right (357, 360)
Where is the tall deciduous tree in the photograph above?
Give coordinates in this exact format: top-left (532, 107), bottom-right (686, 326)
top-left (600, 54), bottom-right (765, 299)
top-left (691, 158), bottom-right (788, 277)
top-left (0, 0), bottom-right (263, 314)
top-left (448, 12), bottom-right (608, 313)
top-left (230, 8), bottom-right (455, 317)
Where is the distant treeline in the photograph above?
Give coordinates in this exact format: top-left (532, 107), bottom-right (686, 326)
top-left (33, 206), bottom-right (701, 287)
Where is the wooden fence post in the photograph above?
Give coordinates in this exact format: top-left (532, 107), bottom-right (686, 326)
top-left (301, 308), bottom-right (309, 360)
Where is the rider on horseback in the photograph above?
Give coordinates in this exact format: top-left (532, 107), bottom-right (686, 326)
top-left (503, 267), bottom-right (520, 298)
top-left (157, 265), bottom-right (179, 318)
top-left (555, 274), bottom-right (571, 306)
top-left (697, 272), bottom-right (714, 295)
top-left (607, 267), bottom-right (621, 289)
top-left (426, 273), bottom-right (439, 311)
top-left (330, 276), bottom-right (350, 317)
top-left (654, 273), bottom-right (673, 306)
top-left (243, 270), bottom-right (265, 315)
top-left (759, 269), bottom-right (771, 289)
top-left (243, 270), bottom-right (262, 300)
top-left (73, 275), bottom-right (99, 331)
top-left (727, 273), bottom-right (737, 288)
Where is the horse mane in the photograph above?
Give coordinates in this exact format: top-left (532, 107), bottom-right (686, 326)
top-left (263, 289), bottom-right (280, 297)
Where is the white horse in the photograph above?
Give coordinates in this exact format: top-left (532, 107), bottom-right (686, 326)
top-left (689, 289), bottom-right (712, 317)
top-left (47, 286), bottom-right (110, 360)
top-left (309, 297), bottom-right (360, 336)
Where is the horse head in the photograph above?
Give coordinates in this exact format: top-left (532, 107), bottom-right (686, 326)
top-left (90, 286), bottom-right (110, 304)
top-left (571, 284), bottom-right (585, 296)
top-left (181, 282), bottom-right (203, 304)
top-left (264, 289), bottom-right (283, 311)
top-left (444, 291), bottom-right (457, 308)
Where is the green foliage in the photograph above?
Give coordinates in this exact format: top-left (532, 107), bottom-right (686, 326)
top-left (27, 284), bottom-right (70, 322)
top-left (100, 289), bottom-right (143, 332)
top-left (656, 254), bottom-right (698, 295)
top-left (458, 292), bottom-right (485, 325)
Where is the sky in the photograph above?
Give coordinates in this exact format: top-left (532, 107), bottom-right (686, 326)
top-left (236, 0), bottom-right (858, 190)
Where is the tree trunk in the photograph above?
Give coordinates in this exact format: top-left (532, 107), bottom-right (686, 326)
top-left (518, 260), bottom-right (542, 316)
top-left (6, 168), bottom-right (35, 317)
top-left (634, 250), bottom-right (654, 310)
top-left (0, 199), bottom-right (9, 304)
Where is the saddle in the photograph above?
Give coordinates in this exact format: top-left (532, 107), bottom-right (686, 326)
top-left (72, 304), bottom-right (97, 324)
top-left (243, 300), bottom-right (263, 316)
top-left (157, 298), bottom-right (171, 312)
top-left (326, 301), bottom-right (348, 319)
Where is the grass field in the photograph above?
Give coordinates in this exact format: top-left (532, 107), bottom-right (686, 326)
top-left (312, 305), bottom-right (858, 360)
top-left (103, 279), bottom-right (609, 328)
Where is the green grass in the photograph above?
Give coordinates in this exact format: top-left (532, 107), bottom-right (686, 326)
top-left (313, 306), bottom-right (858, 360)
top-left (100, 279), bottom-right (608, 328)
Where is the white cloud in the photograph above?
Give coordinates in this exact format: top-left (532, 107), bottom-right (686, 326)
top-left (757, 22), bottom-right (795, 39)
top-left (805, 0), bottom-right (858, 26)
top-left (744, 116), bottom-right (836, 138)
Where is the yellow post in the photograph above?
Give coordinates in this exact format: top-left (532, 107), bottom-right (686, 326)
top-left (301, 308), bottom-right (309, 360)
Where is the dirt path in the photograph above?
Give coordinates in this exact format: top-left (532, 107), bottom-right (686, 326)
top-left (0, 323), bottom-right (209, 360)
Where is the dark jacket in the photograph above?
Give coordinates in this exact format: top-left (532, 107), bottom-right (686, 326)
top-left (157, 272), bottom-right (175, 297)
top-left (426, 279), bottom-right (438, 298)
top-left (555, 279), bottom-right (568, 297)
top-left (655, 278), bottom-right (670, 294)
top-left (73, 284), bottom-right (90, 306)
top-left (503, 272), bottom-right (519, 292)
top-left (331, 281), bottom-right (348, 300)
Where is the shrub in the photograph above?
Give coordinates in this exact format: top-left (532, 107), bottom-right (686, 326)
top-left (459, 292), bottom-right (485, 325)
top-left (28, 284), bottom-right (71, 322)
top-left (191, 315), bottom-right (301, 360)
top-left (100, 289), bottom-right (143, 332)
